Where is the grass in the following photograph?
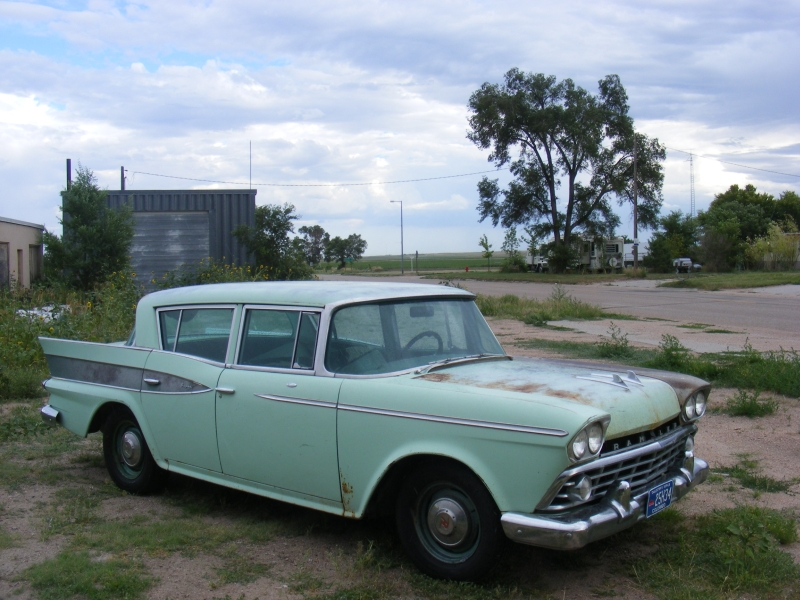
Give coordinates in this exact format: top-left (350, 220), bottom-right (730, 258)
top-left (631, 506), bottom-right (800, 598)
top-left (212, 544), bottom-right (272, 587)
top-left (658, 270), bottom-right (800, 290)
top-left (476, 285), bottom-right (634, 326)
top-left (426, 270), bottom-right (661, 284)
top-left (720, 390), bottom-right (780, 417)
top-left (716, 455), bottom-right (797, 494)
top-left (23, 551), bottom-right (153, 600)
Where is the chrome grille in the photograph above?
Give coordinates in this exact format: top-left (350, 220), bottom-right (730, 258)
top-left (544, 429), bottom-right (689, 511)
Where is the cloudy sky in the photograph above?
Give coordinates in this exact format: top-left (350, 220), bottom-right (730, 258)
top-left (1, 0), bottom-right (798, 255)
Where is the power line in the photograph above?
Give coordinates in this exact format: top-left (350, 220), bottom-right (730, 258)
top-left (665, 146), bottom-right (800, 178)
top-left (131, 168), bottom-right (508, 187)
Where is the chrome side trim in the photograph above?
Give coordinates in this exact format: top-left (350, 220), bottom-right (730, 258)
top-left (47, 376), bottom-right (140, 393)
top-left (255, 393), bottom-right (336, 409)
top-left (141, 370), bottom-right (211, 394)
top-left (40, 405), bottom-right (59, 426)
top-left (338, 404), bottom-right (568, 437)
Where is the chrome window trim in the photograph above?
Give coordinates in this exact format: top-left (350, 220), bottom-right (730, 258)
top-left (155, 304), bottom-right (237, 360)
top-left (234, 305), bottom-right (323, 373)
top-left (255, 393), bottom-right (336, 409)
top-left (338, 403), bottom-right (568, 437)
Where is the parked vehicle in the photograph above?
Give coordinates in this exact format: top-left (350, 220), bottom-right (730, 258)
top-left (39, 282), bottom-right (709, 580)
top-left (673, 258), bottom-right (701, 273)
top-left (525, 253), bottom-right (549, 272)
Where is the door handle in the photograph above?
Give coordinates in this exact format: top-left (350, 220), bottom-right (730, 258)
top-left (216, 387), bottom-right (235, 395)
top-left (143, 378), bottom-right (160, 386)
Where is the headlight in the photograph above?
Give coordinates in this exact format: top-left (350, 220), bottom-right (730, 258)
top-left (588, 423), bottom-right (604, 454)
top-left (568, 419), bottom-right (608, 462)
top-left (683, 391), bottom-right (707, 421)
top-left (572, 430), bottom-right (588, 460)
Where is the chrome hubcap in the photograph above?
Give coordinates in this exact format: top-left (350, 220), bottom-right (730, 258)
top-left (427, 497), bottom-right (469, 547)
top-left (121, 431), bottom-right (142, 467)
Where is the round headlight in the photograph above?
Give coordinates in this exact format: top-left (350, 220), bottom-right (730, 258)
top-left (694, 392), bottom-right (706, 417)
top-left (587, 422), bottom-right (604, 454)
top-left (684, 396), bottom-right (696, 420)
top-left (572, 430), bottom-right (588, 460)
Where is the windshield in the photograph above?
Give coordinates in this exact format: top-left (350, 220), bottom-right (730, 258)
top-left (325, 298), bottom-right (504, 375)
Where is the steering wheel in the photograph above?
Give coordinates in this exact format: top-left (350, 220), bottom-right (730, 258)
top-left (401, 331), bottom-right (444, 356)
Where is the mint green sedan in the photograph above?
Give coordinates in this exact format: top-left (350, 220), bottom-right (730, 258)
top-left (40, 282), bottom-right (709, 580)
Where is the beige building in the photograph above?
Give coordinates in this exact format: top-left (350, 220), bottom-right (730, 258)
top-left (0, 216), bottom-right (44, 288)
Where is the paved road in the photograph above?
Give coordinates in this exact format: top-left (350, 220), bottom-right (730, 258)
top-left (319, 274), bottom-right (800, 346)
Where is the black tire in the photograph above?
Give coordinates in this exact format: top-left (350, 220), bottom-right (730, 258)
top-left (395, 461), bottom-right (503, 581)
top-left (102, 406), bottom-right (166, 494)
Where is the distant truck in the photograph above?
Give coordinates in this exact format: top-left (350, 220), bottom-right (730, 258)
top-left (673, 258), bottom-right (701, 273)
top-left (525, 253), bottom-right (549, 272)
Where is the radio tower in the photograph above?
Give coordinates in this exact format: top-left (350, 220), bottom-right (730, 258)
top-left (689, 153), bottom-right (696, 217)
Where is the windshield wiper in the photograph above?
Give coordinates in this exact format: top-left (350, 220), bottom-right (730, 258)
top-left (414, 353), bottom-right (509, 374)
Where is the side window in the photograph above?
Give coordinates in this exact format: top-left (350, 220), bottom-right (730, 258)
top-left (325, 304), bottom-right (388, 374)
top-left (294, 313), bottom-right (319, 369)
top-left (239, 310), bottom-right (299, 369)
top-left (159, 307), bottom-right (234, 363)
top-left (159, 310), bottom-right (180, 351)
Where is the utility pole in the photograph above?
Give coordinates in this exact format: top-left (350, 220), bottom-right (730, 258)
top-left (633, 136), bottom-right (639, 270)
top-left (390, 200), bottom-right (404, 274)
top-left (249, 141), bottom-right (252, 191)
top-left (66, 158), bottom-right (72, 189)
top-left (689, 153), bottom-right (696, 217)
top-left (121, 166), bottom-right (126, 190)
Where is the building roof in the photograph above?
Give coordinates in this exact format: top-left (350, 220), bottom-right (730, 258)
top-left (0, 216), bottom-right (45, 230)
top-left (139, 281), bottom-right (474, 310)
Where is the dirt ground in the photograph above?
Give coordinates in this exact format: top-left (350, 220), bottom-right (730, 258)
top-left (1, 316), bottom-right (798, 600)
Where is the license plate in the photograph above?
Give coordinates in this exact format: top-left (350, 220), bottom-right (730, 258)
top-left (646, 480), bottom-right (674, 518)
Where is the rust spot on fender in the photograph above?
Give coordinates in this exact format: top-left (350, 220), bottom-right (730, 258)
top-left (418, 373), bottom-right (452, 383)
top-left (340, 474), bottom-right (354, 515)
top-left (341, 481), bottom-right (353, 495)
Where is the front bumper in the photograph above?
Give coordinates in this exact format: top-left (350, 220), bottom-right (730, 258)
top-left (501, 458), bottom-right (709, 550)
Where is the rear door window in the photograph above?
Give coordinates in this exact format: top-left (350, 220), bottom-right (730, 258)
top-left (238, 309), bottom-right (320, 370)
top-left (158, 307), bottom-right (234, 363)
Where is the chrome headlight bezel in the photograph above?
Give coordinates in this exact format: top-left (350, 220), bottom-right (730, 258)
top-left (568, 417), bottom-right (610, 463)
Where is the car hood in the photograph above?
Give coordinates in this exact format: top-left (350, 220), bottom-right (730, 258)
top-left (412, 357), bottom-right (708, 438)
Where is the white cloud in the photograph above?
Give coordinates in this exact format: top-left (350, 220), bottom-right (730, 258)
top-left (0, 0), bottom-right (797, 251)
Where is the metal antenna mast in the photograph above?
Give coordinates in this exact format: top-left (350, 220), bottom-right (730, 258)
top-left (689, 153), bottom-right (696, 217)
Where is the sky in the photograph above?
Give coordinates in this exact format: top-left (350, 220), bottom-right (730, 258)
top-left (0, 0), bottom-right (798, 256)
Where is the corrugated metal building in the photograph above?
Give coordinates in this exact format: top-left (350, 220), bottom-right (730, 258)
top-left (104, 190), bottom-right (256, 286)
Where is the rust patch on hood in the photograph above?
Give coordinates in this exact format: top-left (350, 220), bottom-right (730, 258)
top-left (419, 372), bottom-right (452, 383)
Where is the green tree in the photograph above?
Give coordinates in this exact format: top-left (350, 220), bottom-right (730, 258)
top-left (643, 211), bottom-right (699, 272)
top-left (478, 234), bottom-right (494, 271)
top-left (775, 190), bottom-right (800, 229)
top-left (43, 165), bottom-right (134, 290)
top-left (500, 227), bottom-right (526, 272)
top-left (325, 234), bottom-right (367, 269)
top-left (233, 203), bottom-right (313, 280)
top-left (297, 225), bottom-right (330, 266)
top-left (467, 69), bottom-right (665, 272)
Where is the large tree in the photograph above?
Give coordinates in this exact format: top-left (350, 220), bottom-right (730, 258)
top-left (325, 234), bottom-right (367, 269)
top-left (297, 224), bottom-right (330, 266)
top-left (43, 165), bottom-right (134, 290)
top-left (467, 69), bottom-right (665, 271)
top-left (233, 203), bottom-right (313, 280)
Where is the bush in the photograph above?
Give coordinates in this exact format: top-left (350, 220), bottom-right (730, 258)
top-left (722, 390), bottom-right (779, 418)
top-left (154, 259), bottom-right (272, 289)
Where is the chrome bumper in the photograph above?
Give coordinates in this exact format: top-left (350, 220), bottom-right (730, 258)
top-left (40, 405), bottom-right (59, 426)
top-left (501, 458), bottom-right (709, 550)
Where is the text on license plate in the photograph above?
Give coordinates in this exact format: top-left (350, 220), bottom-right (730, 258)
top-left (646, 480), bottom-right (674, 518)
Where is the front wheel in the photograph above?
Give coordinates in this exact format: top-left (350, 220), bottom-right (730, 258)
top-left (102, 406), bottom-right (166, 494)
top-left (396, 462), bottom-right (503, 580)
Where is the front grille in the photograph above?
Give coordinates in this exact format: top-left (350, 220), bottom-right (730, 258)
top-left (543, 427), bottom-right (689, 512)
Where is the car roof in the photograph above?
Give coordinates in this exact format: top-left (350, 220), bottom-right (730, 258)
top-left (138, 281), bottom-right (474, 310)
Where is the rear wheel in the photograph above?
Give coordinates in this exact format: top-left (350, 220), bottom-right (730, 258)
top-left (396, 462), bottom-right (503, 580)
top-left (102, 406), bottom-right (166, 494)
